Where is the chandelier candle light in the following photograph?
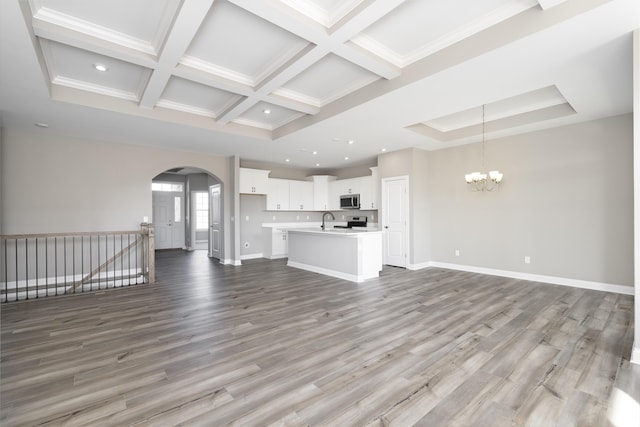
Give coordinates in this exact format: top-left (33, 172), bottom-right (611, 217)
top-left (464, 104), bottom-right (503, 191)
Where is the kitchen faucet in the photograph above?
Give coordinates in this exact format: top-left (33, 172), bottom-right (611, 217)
top-left (321, 211), bottom-right (335, 230)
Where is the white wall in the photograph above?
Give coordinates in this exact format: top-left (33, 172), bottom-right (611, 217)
top-left (1, 126), bottom-right (235, 262)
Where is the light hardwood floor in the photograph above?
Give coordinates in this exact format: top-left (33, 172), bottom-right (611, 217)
top-left (1, 250), bottom-right (637, 426)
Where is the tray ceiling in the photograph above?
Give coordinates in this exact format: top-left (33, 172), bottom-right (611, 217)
top-left (22, 0), bottom-right (542, 132)
top-left (2, 0), bottom-right (638, 167)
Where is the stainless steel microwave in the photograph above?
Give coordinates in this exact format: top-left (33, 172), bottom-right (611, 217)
top-left (340, 194), bottom-right (360, 209)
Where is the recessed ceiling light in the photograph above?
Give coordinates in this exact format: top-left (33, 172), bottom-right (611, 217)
top-left (348, 140), bottom-right (354, 145)
top-left (34, 122), bottom-right (49, 128)
top-left (316, 163), bottom-right (320, 167)
top-left (381, 148), bottom-right (387, 152)
top-left (285, 158), bottom-right (290, 162)
top-left (263, 109), bottom-right (271, 115)
top-left (344, 156), bottom-right (349, 160)
top-left (93, 63), bottom-right (108, 72)
top-left (312, 151), bottom-right (318, 155)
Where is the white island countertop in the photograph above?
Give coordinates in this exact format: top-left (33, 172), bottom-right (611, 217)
top-left (287, 228), bottom-right (383, 283)
top-left (286, 227), bottom-right (381, 236)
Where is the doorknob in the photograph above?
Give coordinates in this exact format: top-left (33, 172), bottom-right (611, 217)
top-left (384, 226), bottom-right (389, 229)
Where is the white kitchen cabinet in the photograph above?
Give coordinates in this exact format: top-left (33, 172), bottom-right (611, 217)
top-left (359, 176), bottom-right (374, 210)
top-left (267, 178), bottom-right (290, 210)
top-left (370, 166), bottom-right (379, 209)
top-left (263, 227), bottom-right (288, 259)
top-left (359, 167), bottom-right (379, 210)
top-left (311, 175), bottom-right (335, 211)
top-left (342, 178), bottom-right (360, 195)
top-left (239, 168), bottom-right (270, 194)
top-left (328, 180), bottom-right (343, 210)
top-left (329, 178), bottom-right (361, 210)
top-left (289, 180), bottom-right (314, 210)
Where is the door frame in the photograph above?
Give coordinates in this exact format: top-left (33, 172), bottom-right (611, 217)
top-left (208, 184), bottom-right (222, 260)
top-left (381, 175), bottom-right (410, 267)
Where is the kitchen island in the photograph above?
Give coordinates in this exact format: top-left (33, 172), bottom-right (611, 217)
top-left (286, 228), bottom-right (383, 283)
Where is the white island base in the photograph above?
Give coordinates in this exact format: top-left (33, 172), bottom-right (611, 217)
top-left (286, 228), bottom-right (383, 283)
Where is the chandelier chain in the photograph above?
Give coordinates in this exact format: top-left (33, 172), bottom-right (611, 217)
top-left (464, 103), bottom-right (503, 191)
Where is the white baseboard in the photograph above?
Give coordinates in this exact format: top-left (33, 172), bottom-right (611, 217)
top-left (287, 261), bottom-right (369, 283)
top-left (407, 261), bottom-right (431, 271)
top-left (240, 253), bottom-right (263, 260)
top-left (414, 261), bottom-right (634, 295)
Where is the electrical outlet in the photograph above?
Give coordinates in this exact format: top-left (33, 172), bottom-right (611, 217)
top-left (245, 215), bottom-right (249, 221)
top-left (244, 242), bottom-right (249, 248)
top-left (342, 215), bottom-right (345, 220)
top-left (306, 215), bottom-right (309, 220)
top-left (455, 250), bottom-right (460, 256)
top-left (272, 215), bottom-right (276, 221)
top-left (524, 256), bottom-right (531, 264)
top-left (296, 215), bottom-right (299, 220)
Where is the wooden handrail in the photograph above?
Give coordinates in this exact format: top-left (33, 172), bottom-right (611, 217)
top-left (1, 229), bottom-right (148, 240)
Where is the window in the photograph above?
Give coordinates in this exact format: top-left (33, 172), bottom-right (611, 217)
top-left (195, 192), bottom-right (209, 230)
top-left (174, 196), bottom-right (181, 222)
top-left (152, 182), bottom-right (183, 192)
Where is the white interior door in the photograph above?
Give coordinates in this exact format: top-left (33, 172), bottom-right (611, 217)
top-left (382, 176), bottom-right (408, 267)
top-left (209, 184), bottom-right (221, 259)
top-left (153, 191), bottom-right (184, 250)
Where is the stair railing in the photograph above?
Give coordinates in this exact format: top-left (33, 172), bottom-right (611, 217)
top-left (0, 223), bottom-right (155, 303)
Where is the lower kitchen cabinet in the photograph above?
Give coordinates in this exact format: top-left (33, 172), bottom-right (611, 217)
top-left (263, 227), bottom-right (288, 259)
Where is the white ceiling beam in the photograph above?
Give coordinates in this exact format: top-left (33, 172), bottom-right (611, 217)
top-left (217, 44), bottom-right (326, 122)
top-left (173, 64), bottom-right (254, 97)
top-left (30, 17), bottom-right (157, 68)
top-left (329, 0), bottom-right (406, 41)
top-left (218, 0), bottom-right (402, 123)
top-left (228, 0), bottom-right (400, 79)
top-left (139, 0), bottom-right (215, 109)
top-left (537, 0), bottom-right (570, 10)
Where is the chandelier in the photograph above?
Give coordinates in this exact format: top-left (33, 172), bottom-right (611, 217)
top-left (464, 104), bottom-right (503, 191)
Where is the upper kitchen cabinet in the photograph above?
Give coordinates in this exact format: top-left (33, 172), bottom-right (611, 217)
top-left (289, 180), bottom-right (314, 210)
top-left (359, 167), bottom-right (379, 210)
top-left (239, 168), bottom-right (270, 194)
top-left (267, 178), bottom-right (290, 210)
top-left (311, 175), bottom-right (336, 211)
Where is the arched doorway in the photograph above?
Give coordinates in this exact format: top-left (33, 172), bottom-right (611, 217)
top-left (151, 166), bottom-right (224, 261)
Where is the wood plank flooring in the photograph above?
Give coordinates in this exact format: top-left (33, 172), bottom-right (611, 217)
top-left (1, 250), bottom-right (636, 426)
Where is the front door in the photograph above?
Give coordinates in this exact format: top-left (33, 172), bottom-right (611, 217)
top-left (382, 176), bottom-right (408, 267)
top-left (153, 190), bottom-right (184, 250)
top-left (209, 184), bottom-right (221, 259)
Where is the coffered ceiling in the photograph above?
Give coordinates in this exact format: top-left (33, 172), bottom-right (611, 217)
top-left (0, 0), bottom-right (638, 168)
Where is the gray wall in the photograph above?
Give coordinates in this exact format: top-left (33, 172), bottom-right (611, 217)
top-left (378, 114), bottom-right (633, 288)
top-left (428, 114), bottom-right (632, 286)
top-left (1, 126), bottom-right (235, 262)
top-left (378, 147), bottom-right (432, 266)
